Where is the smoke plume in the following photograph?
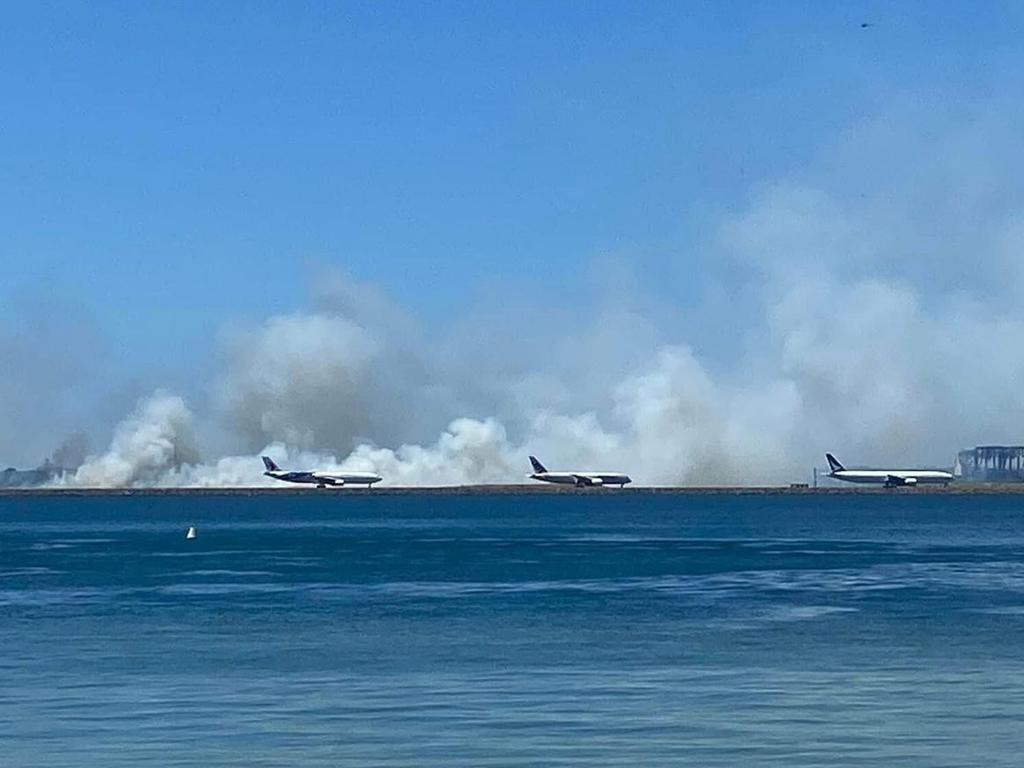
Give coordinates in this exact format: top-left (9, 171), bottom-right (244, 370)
top-left (47, 433), bottom-right (88, 471)
top-left (52, 97), bottom-right (1024, 487)
top-left (64, 393), bottom-right (199, 487)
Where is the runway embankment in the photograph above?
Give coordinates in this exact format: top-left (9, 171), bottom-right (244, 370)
top-left (2, 484), bottom-right (1024, 497)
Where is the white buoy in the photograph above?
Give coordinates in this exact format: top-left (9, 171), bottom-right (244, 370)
top-left (186, 526), bottom-right (197, 540)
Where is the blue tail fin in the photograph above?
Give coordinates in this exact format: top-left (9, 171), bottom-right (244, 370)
top-left (825, 453), bottom-right (845, 473)
top-left (262, 456), bottom-right (280, 472)
top-left (529, 456), bottom-right (547, 474)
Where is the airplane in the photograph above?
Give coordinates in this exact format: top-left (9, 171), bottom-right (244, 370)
top-left (261, 456), bottom-right (382, 489)
top-left (825, 453), bottom-right (954, 488)
top-left (528, 456), bottom-right (632, 488)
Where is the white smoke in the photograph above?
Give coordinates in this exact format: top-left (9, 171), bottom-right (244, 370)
top-left (335, 418), bottom-right (521, 486)
top-left (63, 392), bottom-right (199, 487)
top-left (49, 339), bottom-right (855, 487)
top-left (59, 395), bottom-right (523, 487)
top-left (48, 98), bottom-right (1024, 487)
top-left (176, 419), bottom-right (521, 487)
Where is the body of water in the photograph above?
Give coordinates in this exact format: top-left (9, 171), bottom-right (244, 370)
top-left (2, 493), bottom-right (1024, 766)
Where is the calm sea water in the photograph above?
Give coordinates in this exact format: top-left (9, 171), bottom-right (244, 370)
top-left (2, 493), bottom-right (1024, 766)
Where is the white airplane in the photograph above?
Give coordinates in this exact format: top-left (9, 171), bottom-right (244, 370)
top-left (262, 456), bottom-right (382, 489)
top-left (529, 456), bottom-right (632, 488)
top-left (825, 453), bottom-right (954, 488)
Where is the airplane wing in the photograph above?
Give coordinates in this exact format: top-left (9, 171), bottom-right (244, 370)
top-left (886, 474), bottom-right (917, 487)
top-left (312, 474), bottom-right (342, 486)
top-left (572, 474), bottom-right (603, 486)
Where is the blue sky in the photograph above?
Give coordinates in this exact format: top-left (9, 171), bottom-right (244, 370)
top-left (2, 1), bottom-right (1024, 468)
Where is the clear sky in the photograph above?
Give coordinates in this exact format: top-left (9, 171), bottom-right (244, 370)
top-left (2, 1), bottom-right (1015, 345)
top-left (3, 1), bottom-right (1024, 473)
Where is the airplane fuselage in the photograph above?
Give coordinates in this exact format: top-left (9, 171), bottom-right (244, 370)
top-left (828, 469), bottom-right (953, 487)
top-left (530, 471), bottom-right (632, 488)
top-left (264, 470), bottom-right (382, 488)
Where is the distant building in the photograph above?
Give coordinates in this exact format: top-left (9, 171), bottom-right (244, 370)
top-left (0, 458), bottom-right (74, 487)
top-left (0, 465), bottom-right (54, 487)
top-left (955, 446), bottom-right (1024, 483)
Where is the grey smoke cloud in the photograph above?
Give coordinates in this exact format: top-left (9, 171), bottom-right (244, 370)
top-left (56, 97), bottom-right (1024, 486)
top-left (213, 269), bottom-right (463, 459)
top-left (48, 433), bottom-right (88, 471)
top-left (216, 312), bottom-right (382, 452)
top-left (0, 294), bottom-right (106, 469)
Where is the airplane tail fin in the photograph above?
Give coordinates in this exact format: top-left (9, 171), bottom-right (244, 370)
top-left (825, 453), bottom-right (845, 473)
top-left (261, 456), bottom-right (280, 472)
top-left (529, 456), bottom-right (547, 474)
